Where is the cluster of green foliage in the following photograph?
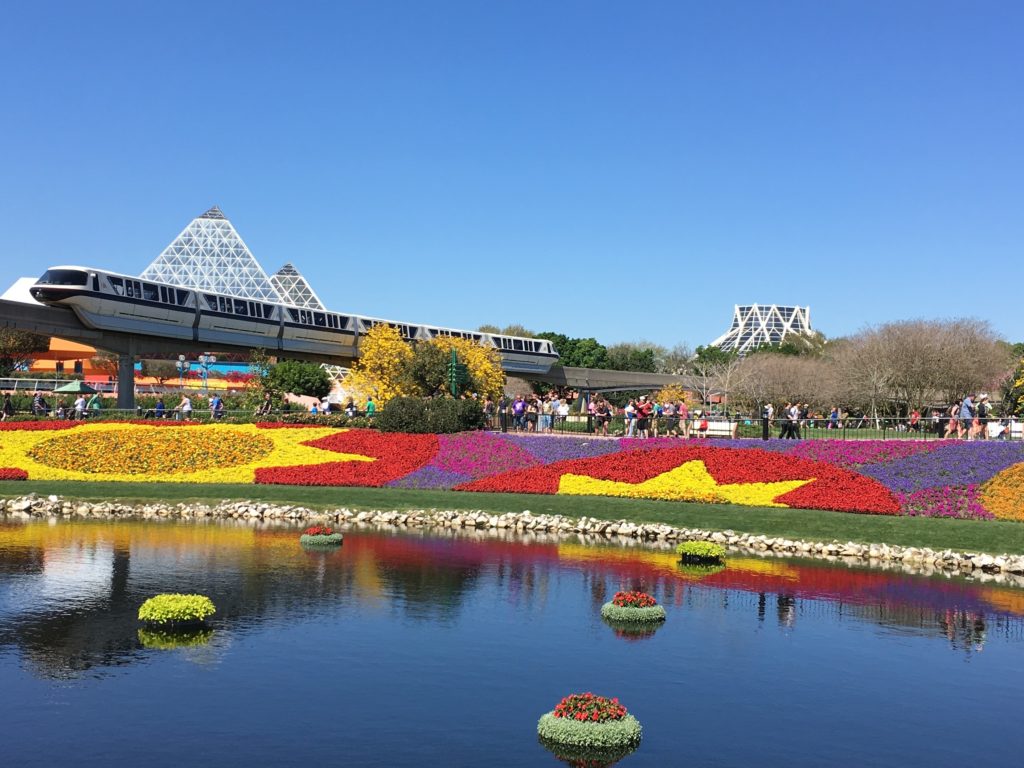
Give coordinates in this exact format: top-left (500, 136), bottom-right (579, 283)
top-left (299, 533), bottom-right (344, 546)
top-left (537, 713), bottom-right (642, 749)
top-left (277, 413), bottom-right (373, 428)
top-left (265, 359), bottom-right (332, 400)
top-left (675, 541), bottom-right (727, 563)
top-left (376, 397), bottom-right (485, 434)
top-left (137, 627), bottom-right (214, 650)
top-left (137, 594), bottom-right (217, 625)
top-left (599, 602), bottom-right (666, 623)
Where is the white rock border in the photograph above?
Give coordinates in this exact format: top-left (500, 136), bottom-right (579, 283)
top-left (4, 494), bottom-right (1024, 578)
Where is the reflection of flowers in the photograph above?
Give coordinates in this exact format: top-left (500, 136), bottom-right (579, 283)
top-left (138, 627), bottom-right (214, 650)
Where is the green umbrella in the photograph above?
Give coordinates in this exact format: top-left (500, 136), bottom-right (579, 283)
top-left (52, 380), bottom-right (98, 395)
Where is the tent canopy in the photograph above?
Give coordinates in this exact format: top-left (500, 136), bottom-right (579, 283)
top-left (52, 380), bottom-right (98, 394)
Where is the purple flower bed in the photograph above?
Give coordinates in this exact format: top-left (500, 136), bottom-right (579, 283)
top-left (858, 442), bottom-right (1024, 493)
top-left (432, 432), bottom-right (538, 478)
top-left (496, 434), bottom-right (622, 463)
top-left (387, 465), bottom-right (470, 490)
top-left (896, 485), bottom-right (994, 520)
top-left (788, 440), bottom-right (946, 468)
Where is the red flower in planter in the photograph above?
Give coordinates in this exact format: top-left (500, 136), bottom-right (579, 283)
top-left (611, 591), bottom-right (657, 608)
top-left (552, 693), bottom-right (628, 722)
top-left (303, 525), bottom-right (335, 536)
top-left (255, 429), bottom-right (439, 486)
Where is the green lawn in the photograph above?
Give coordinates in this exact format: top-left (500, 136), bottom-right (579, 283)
top-left (3, 480), bottom-right (1023, 555)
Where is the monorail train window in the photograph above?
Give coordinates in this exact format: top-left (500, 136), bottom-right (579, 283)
top-left (234, 300), bottom-right (248, 316)
top-left (513, 339), bottom-right (524, 351)
top-left (142, 284), bottom-right (159, 302)
top-left (108, 277), bottom-right (125, 296)
top-left (314, 312), bottom-right (326, 327)
top-left (205, 295), bottom-right (217, 310)
top-left (125, 282), bottom-right (134, 298)
top-left (159, 287), bottom-right (168, 303)
top-left (177, 290), bottom-right (189, 305)
top-left (287, 308), bottom-right (300, 322)
top-left (40, 269), bottom-right (88, 286)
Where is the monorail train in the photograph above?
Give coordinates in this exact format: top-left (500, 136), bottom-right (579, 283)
top-left (29, 266), bottom-right (559, 374)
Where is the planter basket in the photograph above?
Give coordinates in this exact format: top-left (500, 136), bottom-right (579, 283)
top-left (300, 533), bottom-right (344, 547)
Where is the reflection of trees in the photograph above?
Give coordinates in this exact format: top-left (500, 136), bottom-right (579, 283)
top-left (376, 561), bottom-right (481, 621)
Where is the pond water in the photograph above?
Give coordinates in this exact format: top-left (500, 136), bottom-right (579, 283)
top-left (1, 519), bottom-right (1023, 767)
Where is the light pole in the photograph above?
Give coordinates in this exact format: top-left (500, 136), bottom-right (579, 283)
top-left (176, 355), bottom-right (190, 388)
top-left (198, 354), bottom-right (217, 393)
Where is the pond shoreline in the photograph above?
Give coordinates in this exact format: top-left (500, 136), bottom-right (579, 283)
top-left (5, 493), bottom-right (1024, 583)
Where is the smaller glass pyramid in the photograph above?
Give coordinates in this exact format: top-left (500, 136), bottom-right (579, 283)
top-left (270, 263), bottom-right (324, 309)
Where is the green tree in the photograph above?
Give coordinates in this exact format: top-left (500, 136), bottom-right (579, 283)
top-left (0, 329), bottom-right (49, 376)
top-left (265, 359), bottom-right (332, 399)
top-left (536, 332), bottom-right (609, 369)
top-left (605, 342), bottom-right (659, 372)
top-left (406, 342), bottom-right (450, 397)
top-left (140, 359), bottom-right (179, 385)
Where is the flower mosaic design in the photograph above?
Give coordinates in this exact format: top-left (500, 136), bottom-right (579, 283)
top-left (0, 423), bottom-right (363, 483)
top-left (455, 446), bottom-right (901, 514)
top-left (0, 423), bottom-right (1022, 520)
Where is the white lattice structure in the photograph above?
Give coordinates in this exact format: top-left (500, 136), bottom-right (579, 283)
top-left (270, 263), bottom-right (324, 309)
top-left (710, 304), bottom-right (812, 354)
top-left (140, 206), bottom-right (281, 301)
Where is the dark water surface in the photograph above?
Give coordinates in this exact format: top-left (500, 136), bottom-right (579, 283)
top-left (1, 519), bottom-right (1023, 767)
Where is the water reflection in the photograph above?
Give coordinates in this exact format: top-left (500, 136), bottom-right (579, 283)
top-left (1, 519), bottom-right (1023, 680)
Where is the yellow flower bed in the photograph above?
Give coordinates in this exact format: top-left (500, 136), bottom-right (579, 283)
top-left (0, 423), bottom-right (372, 483)
top-left (979, 464), bottom-right (1024, 521)
top-left (557, 461), bottom-right (811, 507)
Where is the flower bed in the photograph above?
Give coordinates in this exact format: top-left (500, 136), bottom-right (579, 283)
top-left (138, 593), bottom-right (216, 627)
top-left (676, 541), bottom-right (727, 564)
top-left (537, 693), bottom-right (642, 750)
top-left (299, 524), bottom-right (343, 546)
top-left (600, 591), bottom-right (666, 623)
top-left (1, 424), bottom-right (1023, 520)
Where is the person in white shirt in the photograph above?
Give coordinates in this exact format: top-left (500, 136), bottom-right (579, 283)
top-left (73, 395), bottom-right (86, 420)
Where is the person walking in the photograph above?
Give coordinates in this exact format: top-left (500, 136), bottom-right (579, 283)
top-left (1, 393), bottom-right (13, 422)
top-left (87, 392), bottom-right (101, 418)
top-left (959, 395), bottom-right (976, 440)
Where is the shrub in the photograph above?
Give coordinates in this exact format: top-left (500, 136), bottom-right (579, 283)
top-left (600, 591), bottom-right (666, 623)
top-left (537, 693), bottom-right (642, 749)
top-left (676, 541), bottom-right (727, 563)
top-left (138, 594), bottom-right (216, 625)
top-left (377, 396), bottom-right (486, 434)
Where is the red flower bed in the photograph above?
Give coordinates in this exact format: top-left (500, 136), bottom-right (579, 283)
top-left (611, 591), bottom-right (658, 608)
top-left (553, 693), bottom-right (627, 723)
top-left (455, 446), bottom-right (900, 515)
top-left (303, 524), bottom-right (335, 536)
top-left (0, 421), bottom-right (81, 431)
top-left (0, 468), bottom-right (28, 480)
top-left (255, 429), bottom-right (439, 486)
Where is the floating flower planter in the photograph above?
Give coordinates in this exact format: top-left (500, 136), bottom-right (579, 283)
top-left (137, 627), bottom-right (214, 650)
top-left (300, 524), bottom-right (343, 547)
top-left (676, 541), bottom-right (727, 565)
top-left (137, 593), bottom-right (216, 628)
top-left (537, 693), bottom-right (642, 754)
top-left (600, 591), bottom-right (666, 624)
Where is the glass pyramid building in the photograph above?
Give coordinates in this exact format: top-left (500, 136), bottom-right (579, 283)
top-left (710, 304), bottom-right (812, 355)
top-left (140, 206), bottom-right (283, 301)
top-left (270, 263), bottom-right (324, 309)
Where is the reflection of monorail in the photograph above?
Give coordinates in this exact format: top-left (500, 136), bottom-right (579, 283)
top-left (29, 266), bottom-right (559, 373)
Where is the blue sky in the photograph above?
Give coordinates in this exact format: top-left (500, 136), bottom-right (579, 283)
top-left (2, 1), bottom-right (1021, 349)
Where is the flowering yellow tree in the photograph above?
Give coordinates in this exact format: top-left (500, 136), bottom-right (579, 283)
top-left (654, 384), bottom-right (695, 407)
top-left (343, 324), bottom-right (415, 405)
top-left (427, 337), bottom-right (505, 400)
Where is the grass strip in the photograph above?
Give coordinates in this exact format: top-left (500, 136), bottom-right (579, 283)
top-left (3, 480), bottom-right (1024, 555)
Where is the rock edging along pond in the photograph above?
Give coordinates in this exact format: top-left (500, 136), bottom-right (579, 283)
top-left (4, 494), bottom-right (1024, 578)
